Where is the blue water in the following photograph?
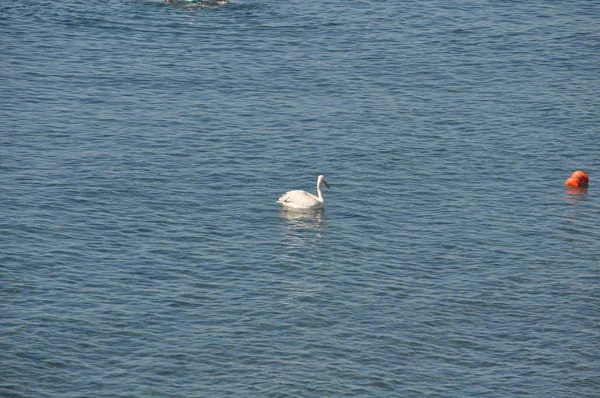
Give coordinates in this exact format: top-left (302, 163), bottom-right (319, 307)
top-left (2, 1), bottom-right (599, 396)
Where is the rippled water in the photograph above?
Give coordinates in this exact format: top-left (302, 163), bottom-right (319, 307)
top-left (2, 1), bottom-right (599, 396)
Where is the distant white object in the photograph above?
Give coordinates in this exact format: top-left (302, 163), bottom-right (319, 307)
top-left (278, 175), bottom-right (330, 209)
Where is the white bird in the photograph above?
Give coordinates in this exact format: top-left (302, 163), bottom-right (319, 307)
top-left (278, 175), bottom-right (330, 209)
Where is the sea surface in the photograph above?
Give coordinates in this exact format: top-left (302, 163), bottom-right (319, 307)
top-left (1, 0), bottom-right (599, 397)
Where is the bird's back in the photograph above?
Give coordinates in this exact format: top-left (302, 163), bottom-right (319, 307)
top-left (278, 190), bottom-right (322, 209)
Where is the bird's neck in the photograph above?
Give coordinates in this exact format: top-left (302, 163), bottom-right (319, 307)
top-left (316, 182), bottom-right (324, 202)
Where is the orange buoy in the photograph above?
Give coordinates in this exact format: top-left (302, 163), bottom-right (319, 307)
top-left (565, 170), bottom-right (589, 187)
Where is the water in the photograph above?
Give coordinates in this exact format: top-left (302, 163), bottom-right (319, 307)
top-left (1, 0), bottom-right (599, 396)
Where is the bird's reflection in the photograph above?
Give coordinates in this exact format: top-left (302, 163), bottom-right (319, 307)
top-left (279, 209), bottom-right (327, 248)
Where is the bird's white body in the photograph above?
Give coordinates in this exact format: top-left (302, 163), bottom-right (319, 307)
top-left (278, 175), bottom-right (330, 209)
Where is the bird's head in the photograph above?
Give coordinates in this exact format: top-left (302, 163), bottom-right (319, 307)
top-left (318, 174), bottom-right (330, 189)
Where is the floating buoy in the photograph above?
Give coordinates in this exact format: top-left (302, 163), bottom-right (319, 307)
top-left (565, 170), bottom-right (589, 187)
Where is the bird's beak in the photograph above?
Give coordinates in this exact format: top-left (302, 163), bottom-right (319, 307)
top-left (323, 180), bottom-right (330, 189)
